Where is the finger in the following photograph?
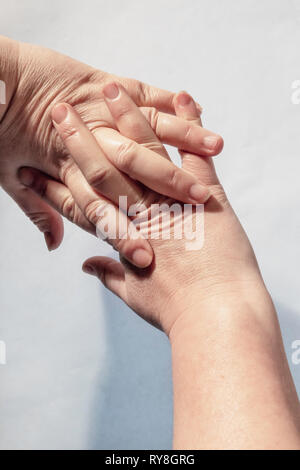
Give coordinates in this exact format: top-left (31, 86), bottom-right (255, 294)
top-left (173, 91), bottom-right (203, 125)
top-left (173, 91), bottom-right (220, 186)
top-left (94, 127), bottom-right (211, 203)
top-left (103, 82), bottom-right (169, 158)
top-left (104, 81), bottom-right (222, 156)
top-left (19, 166), bottom-right (153, 268)
top-left (51, 103), bottom-right (144, 208)
top-left (52, 101), bottom-right (210, 204)
top-left (8, 183), bottom-right (64, 251)
top-left (113, 76), bottom-right (176, 113)
top-left (82, 256), bottom-right (127, 301)
top-left (140, 106), bottom-right (224, 156)
top-left (18, 167), bottom-right (95, 234)
top-left (60, 161), bottom-right (153, 268)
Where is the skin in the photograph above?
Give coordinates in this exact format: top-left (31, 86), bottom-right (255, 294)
top-left (1, 37), bottom-right (299, 449)
top-left (0, 36), bottom-right (223, 266)
top-left (24, 88), bottom-right (300, 449)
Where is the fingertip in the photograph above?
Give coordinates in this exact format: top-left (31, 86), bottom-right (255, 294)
top-left (189, 184), bottom-right (211, 204)
top-left (44, 232), bottom-right (55, 251)
top-left (202, 135), bottom-right (224, 155)
top-left (82, 263), bottom-right (96, 276)
top-left (214, 136), bottom-right (224, 155)
top-left (173, 91), bottom-right (200, 119)
top-left (131, 248), bottom-right (153, 268)
top-left (51, 103), bottom-right (69, 125)
top-left (103, 82), bottom-right (121, 101)
top-left (44, 212), bottom-right (64, 251)
top-left (82, 257), bottom-right (125, 278)
top-left (44, 221), bottom-right (64, 252)
top-left (176, 91), bottom-right (192, 107)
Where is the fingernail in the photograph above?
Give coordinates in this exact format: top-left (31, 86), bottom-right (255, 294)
top-left (203, 135), bottom-right (219, 150)
top-left (82, 264), bottom-right (95, 275)
top-left (19, 168), bottom-right (34, 187)
top-left (189, 184), bottom-right (211, 203)
top-left (103, 83), bottom-right (120, 100)
top-left (177, 93), bottom-right (192, 107)
top-left (132, 249), bottom-right (152, 268)
top-left (44, 232), bottom-right (54, 251)
top-left (52, 104), bottom-right (68, 124)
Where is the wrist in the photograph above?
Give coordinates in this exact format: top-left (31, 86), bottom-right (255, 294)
top-left (170, 285), bottom-right (300, 450)
top-left (168, 278), bottom-right (276, 344)
top-left (0, 36), bottom-right (19, 124)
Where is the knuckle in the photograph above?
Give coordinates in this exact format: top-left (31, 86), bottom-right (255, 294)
top-left (59, 160), bottom-right (77, 185)
top-left (113, 104), bottom-right (131, 121)
top-left (168, 167), bottom-right (181, 190)
top-left (72, 206), bottom-right (86, 227)
top-left (142, 140), bottom-right (166, 157)
top-left (148, 107), bottom-right (159, 133)
top-left (59, 123), bottom-right (80, 144)
top-left (61, 194), bottom-right (76, 221)
top-left (137, 81), bottom-right (148, 105)
top-left (84, 199), bottom-right (108, 226)
top-left (87, 166), bottom-right (112, 189)
top-left (209, 183), bottom-right (229, 207)
top-left (116, 140), bottom-right (137, 173)
top-left (113, 236), bottom-right (129, 255)
top-left (27, 211), bottom-right (50, 232)
top-left (124, 120), bottom-right (145, 138)
top-left (183, 124), bottom-right (193, 145)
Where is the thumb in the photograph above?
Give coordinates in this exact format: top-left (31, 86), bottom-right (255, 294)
top-left (83, 256), bottom-right (128, 302)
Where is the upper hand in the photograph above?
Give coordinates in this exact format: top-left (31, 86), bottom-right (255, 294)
top-left (0, 38), bottom-right (223, 252)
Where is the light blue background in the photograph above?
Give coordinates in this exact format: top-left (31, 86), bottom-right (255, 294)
top-left (0, 0), bottom-right (300, 449)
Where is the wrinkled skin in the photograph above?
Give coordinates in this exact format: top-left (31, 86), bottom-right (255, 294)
top-left (81, 92), bottom-right (264, 335)
top-left (0, 40), bottom-right (184, 245)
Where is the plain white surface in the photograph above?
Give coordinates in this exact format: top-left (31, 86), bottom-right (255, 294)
top-left (0, 0), bottom-right (300, 450)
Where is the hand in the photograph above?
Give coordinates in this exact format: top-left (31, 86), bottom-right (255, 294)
top-left (83, 90), bottom-right (265, 334)
top-left (15, 72), bottom-right (300, 449)
top-left (24, 82), bottom-right (263, 334)
top-left (0, 36), bottom-right (223, 254)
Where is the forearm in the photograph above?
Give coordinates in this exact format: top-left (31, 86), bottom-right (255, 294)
top-left (0, 36), bottom-right (19, 123)
top-left (170, 285), bottom-right (300, 449)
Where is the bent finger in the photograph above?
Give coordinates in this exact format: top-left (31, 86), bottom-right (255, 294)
top-left (9, 183), bottom-right (64, 251)
top-left (18, 167), bottom-right (95, 234)
top-left (114, 76), bottom-right (176, 114)
top-left (103, 82), bottom-right (169, 159)
top-left (141, 106), bottom-right (223, 156)
top-left (52, 103), bottom-right (143, 208)
top-left (95, 127), bottom-right (211, 203)
top-left (173, 91), bottom-right (219, 185)
top-left (19, 166), bottom-right (153, 268)
top-left (59, 163), bottom-right (154, 268)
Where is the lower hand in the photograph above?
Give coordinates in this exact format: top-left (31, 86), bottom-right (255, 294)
top-left (23, 84), bottom-right (264, 334)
